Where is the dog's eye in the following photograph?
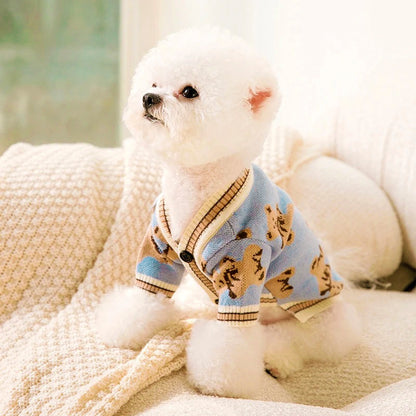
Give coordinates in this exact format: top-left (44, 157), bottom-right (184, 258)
top-left (181, 86), bottom-right (199, 99)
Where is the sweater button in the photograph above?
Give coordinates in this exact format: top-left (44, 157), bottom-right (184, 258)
top-left (180, 250), bottom-right (194, 263)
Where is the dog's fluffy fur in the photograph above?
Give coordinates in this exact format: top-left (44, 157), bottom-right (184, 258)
top-left (96, 287), bottom-right (179, 350)
top-left (97, 27), bottom-right (361, 399)
top-left (187, 320), bottom-right (266, 398)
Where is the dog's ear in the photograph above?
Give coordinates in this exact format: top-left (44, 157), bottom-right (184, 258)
top-left (248, 89), bottom-right (272, 114)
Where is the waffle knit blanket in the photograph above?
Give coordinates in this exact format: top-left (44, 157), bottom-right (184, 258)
top-left (0, 139), bottom-right (188, 415)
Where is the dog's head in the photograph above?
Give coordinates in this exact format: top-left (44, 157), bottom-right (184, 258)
top-left (124, 27), bottom-right (280, 167)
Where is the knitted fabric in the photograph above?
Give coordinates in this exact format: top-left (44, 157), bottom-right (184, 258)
top-left (0, 139), bottom-right (193, 415)
top-left (135, 165), bottom-right (342, 326)
top-left (0, 131), bottom-right (315, 415)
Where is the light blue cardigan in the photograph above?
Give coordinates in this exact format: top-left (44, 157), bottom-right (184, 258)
top-left (135, 165), bottom-right (343, 326)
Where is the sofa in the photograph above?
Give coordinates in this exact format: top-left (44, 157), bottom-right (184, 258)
top-left (0, 60), bottom-right (415, 415)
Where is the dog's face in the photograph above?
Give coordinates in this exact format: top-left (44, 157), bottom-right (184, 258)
top-left (124, 28), bottom-right (280, 167)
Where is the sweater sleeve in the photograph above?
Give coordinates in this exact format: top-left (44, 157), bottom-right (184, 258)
top-left (135, 214), bottom-right (184, 298)
top-left (208, 239), bottom-right (271, 326)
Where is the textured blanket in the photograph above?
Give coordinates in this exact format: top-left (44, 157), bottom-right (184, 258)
top-left (0, 139), bottom-right (189, 415)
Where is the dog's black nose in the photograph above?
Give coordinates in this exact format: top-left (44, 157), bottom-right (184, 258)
top-left (143, 93), bottom-right (162, 110)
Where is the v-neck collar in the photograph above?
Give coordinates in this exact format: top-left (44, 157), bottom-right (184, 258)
top-left (156, 166), bottom-right (254, 300)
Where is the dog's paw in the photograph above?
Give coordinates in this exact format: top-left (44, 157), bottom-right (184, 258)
top-left (263, 300), bottom-right (362, 377)
top-left (186, 320), bottom-right (266, 398)
top-left (264, 348), bottom-right (304, 379)
top-left (95, 286), bottom-right (178, 349)
top-left (263, 321), bottom-right (304, 378)
top-left (304, 300), bottom-right (362, 363)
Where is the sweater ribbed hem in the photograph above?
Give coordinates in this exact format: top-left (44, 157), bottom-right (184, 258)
top-left (281, 296), bottom-right (340, 323)
top-left (136, 273), bottom-right (179, 298)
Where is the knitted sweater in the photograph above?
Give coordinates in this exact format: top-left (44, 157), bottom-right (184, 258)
top-left (136, 164), bottom-right (343, 326)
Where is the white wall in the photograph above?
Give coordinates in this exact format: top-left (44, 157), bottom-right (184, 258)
top-left (273, 0), bottom-right (416, 135)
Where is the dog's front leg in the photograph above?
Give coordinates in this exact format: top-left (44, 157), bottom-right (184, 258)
top-left (96, 218), bottom-right (185, 349)
top-left (96, 286), bottom-right (179, 349)
top-left (186, 319), bottom-right (266, 398)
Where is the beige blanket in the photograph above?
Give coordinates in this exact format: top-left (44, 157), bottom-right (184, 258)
top-left (0, 139), bottom-right (188, 415)
top-left (0, 139), bottom-right (415, 415)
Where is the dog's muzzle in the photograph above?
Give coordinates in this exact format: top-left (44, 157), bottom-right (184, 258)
top-left (143, 93), bottom-right (162, 111)
top-left (142, 93), bottom-right (164, 124)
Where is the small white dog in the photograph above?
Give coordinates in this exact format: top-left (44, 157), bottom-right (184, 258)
top-left (97, 27), bottom-right (361, 398)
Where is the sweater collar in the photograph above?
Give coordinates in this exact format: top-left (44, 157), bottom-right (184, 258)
top-left (157, 166), bottom-right (254, 261)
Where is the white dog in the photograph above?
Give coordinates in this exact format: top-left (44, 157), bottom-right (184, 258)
top-left (97, 27), bottom-right (361, 399)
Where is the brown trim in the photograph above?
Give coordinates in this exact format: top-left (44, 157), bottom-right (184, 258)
top-left (136, 279), bottom-right (175, 298)
top-left (217, 310), bottom-right (259, 322)
top-left (158, 168), bottom-right (251, 301)
top-left (184, 169), bottom-right (250, 254)
top-left (260, 297), bottom-right (277, 304)
top-left (188, 260), bottom-right (217, 297)
top-left (284, 298), bottom-right (326, 314)
top-left (159, 199), bottom-right (172, 239)
top-left (182, 169), bottom-right (250, 298)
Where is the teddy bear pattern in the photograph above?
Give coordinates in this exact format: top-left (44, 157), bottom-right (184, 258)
top-left (264, 202), bottom-right (295, 248)
top-left (264, 267), bottom-right (295, 299)
top-left (309, 245), bottom-right (343, 296)
top-left (211, 202), bottom-right (297, 301)
top-left (139, 224), bottom-right (179, 266)
top-left (212, 243), bottom-right (266, 299)
top-left (211, 201), bottom-right (342, 301)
